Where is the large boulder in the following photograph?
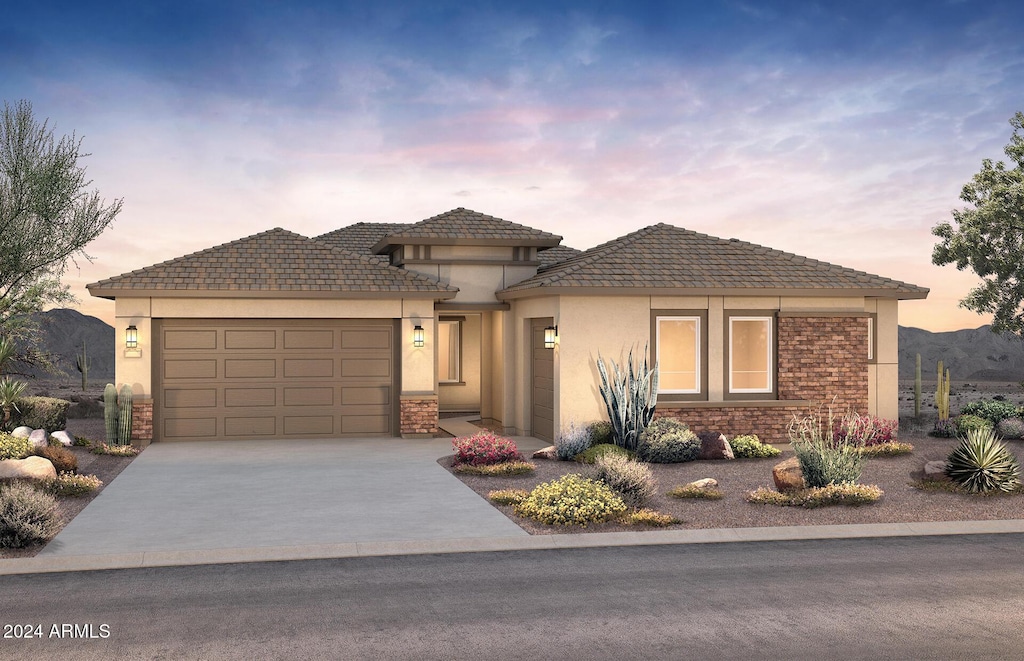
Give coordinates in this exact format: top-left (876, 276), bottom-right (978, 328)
top-left (0, 456), bottom-right (57, 481)
top-left (11, 426), bottom-right (32, 438)
top-left (698, 431), bottom-right (735, 460)
top-left (772, 457), bottom-right (805, 492)
top-left (50, 431), bottom-right (74, 447)
top-left (29, 429), bottom-right (48, 448)
top-left (532, 445), bottom-right (557, 460)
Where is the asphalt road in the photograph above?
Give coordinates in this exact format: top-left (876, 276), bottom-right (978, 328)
top-left (3, 534), bottom-right (1024, 660)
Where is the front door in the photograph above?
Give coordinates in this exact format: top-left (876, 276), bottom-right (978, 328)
top-left (531, 318), bottom-right (554, 442)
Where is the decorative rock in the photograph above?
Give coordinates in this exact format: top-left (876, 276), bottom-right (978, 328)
top-left (698, 432), bottom-right (735, 460)
top-left (11, 426), bottom-right (32, 438)
top-left (29, 429), bottom-right (48, 448)
top-left (50, 431), bottom-right (74, 447)
top-left (532, 445), bottom-right (558, 460)
top-left (772, 457), bottom-right (806, 492)
top-left (0, 456), bottom-right (57, 481)
top-left (924, 460), bottom-right (951, 481)
top-left (686, 478), bottom-right (719, 490)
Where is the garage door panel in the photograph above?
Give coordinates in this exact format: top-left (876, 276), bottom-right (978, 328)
top-left (164, 359), bottom-right (217, 379)
top-left (341, 330), bottom-right (391, 349)
top-left (225, 330), bottom-right (276, 350)
top-left (225, 416), bottom-right (276, 437)
top-left (164, 417), bottom-right (218, 439)
top-left (341, 358), bottom-right (390, 378)
top-left (164, 388), bottom-right (217, 408)
top-left (284, 359), bottom-right (334, 378)
top-left (284, 387), bottom-right (334, 407)
top-left (224, 387), bottom-right (276, 407)
top-left (341, 415), bottom-right (390, 434)
top-left (284, 330), bottom-right (334, 349)
top-left (284, 415), bottom-right (335, 436)
top-left (341, 386), bottom-right (390, 406)
top-left (164, 330), bottom-right (217, 350)
top-left (224, 359), bottom-right (277, 379)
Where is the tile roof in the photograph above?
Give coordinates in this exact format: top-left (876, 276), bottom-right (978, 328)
top-left (87, 228), bottom-right (458, 298)
top-left (537, 244), bottom-right (582, 271)
top-left (314, 223), bottom-right (411, 262)
top-left (499, 223), bottom-right (929, 298)
top-left (370, 207), bottom-right (562, 251)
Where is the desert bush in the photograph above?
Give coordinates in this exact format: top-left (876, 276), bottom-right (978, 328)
top-left (790, 405), bottom-right (864, 487)
top-left (931, 418), bottom-right (958, 438)
top-left (555, 420), bottom-right (592, 461)
top-left (637, 419), bottom-right (700, 463)
top-left (668, 484), bottom-right (724, 500)
top-left (453, 461), bottom-right (536, 476)
top-left (627, 509), bottom-right (680, 527)
top-left (960, 399), bottom-right (1020, 425)
top-left (995, 417), bottom-right (1024, 440)
top-left (12, 397), bottom-right (71, 431)
top-left (956, 414), bottom-right (992, 436)
top-left (0, 481), bottom-right (61, 548)
top-left (746, 484), bottom-right (883, 508)
top-left (90, 443), bottom-right (140, 457)
top-left (72, 435), bottom-right (92, 447)
top-left (575, 443), bottom-right (635, 464)
top-left (945, 427), bottom-right (1021, 494)
top-left (44, 473), bottom-right (103, 497)
top-left (33, 445), bottom-right (78, 473)
top-left (451, 432), bottom-right (523, 466)
top-left (728, 434), bottom-right (781, 459)
top-left (0, 433), bottom-right (32, 460)
top-left (834, 414), bottom-right (899, 446)
top-left (487, 489), bottom-right (529, 505)
top-left (857, 442), bottom-right (914, 457)
top-left (587, 421), bottom-right (613, 446)
top-left (593, 453), bottom-right (657, 507)
top-left (514, 474), bottom-right (627, 526)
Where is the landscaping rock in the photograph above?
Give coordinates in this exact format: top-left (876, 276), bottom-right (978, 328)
top-left (924, 460), bottom-right (951, 481)
top-left (50, 431), bottom-right (74, 447)
top-left (772, 457), bottom-right (805, 492)
top-left (11, 426), bottom-right (31, 438)
top-left (532, 446), bottom-right (558, 460)
top-left (0, 456), bottom-right (57, 481)
top-left (686, 478), bottom-right (719, 490)
top-left (29, 429), bottom-right (48, 448)
top-left (698, 432), bottom-right (735, 460)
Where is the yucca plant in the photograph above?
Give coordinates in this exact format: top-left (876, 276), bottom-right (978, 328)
top-left (945, 427), bottom-right (1021, 494)
top-left (0, 376), bottom-right (27, 430)
top-left (595, 345), bottom-right (659, 453)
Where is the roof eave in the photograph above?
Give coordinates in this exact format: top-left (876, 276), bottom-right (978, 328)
top-left (371, 236), bottom-right (563, 254)
top-left (86, 286), bottom-right (458, 301)
top-left (496, 285), bottom-right (930, 301)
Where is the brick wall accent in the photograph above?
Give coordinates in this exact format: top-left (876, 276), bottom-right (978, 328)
top-left (656, 315), bottom-right (868, 444)
top-left (131, 398), bottom-right (153, 446)
top-left (400, 396), bottom-right (439, 437)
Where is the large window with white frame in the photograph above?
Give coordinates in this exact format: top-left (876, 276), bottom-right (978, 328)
top-left (656, 316), bottom-right (702, 394)
top-left (728, 316), bottom-right (773, 394)
top-left (438, 319), bottom-right (461, 383)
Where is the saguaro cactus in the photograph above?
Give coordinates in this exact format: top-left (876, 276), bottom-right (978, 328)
top-left (75, 340), bottom-right (90, 391)
top-left (103, 384), bottom-right (119, 444)
top-left (936, 360), bottom-right (951, 422)
top-left (117, 384), bottom-right (133, 446)
top-left (914, 353), bottom-right (921, 419)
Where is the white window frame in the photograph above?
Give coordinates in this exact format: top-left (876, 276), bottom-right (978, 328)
top-left (656, 316), bottom-right (701, 395)
top-left (867, 315), bottom-right (875, 362)
top-left (438, 319), bottom-right (461, 384)
top-left (728, 316), bottom-right (773, 394)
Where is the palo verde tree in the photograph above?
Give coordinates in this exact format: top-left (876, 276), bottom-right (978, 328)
top-left (0, 99), bottom-right (122, 370)
top-left (932, 112), bottom-right (1024, 338)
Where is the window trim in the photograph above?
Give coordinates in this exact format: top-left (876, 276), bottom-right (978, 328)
top-left (724, 312), bottom-right (777, 401)
top-left (867, 313), bottom-right (876, 364)
top-left (651, 310), bottom-right (708, 402)
top-left (437, 317), bottom-right (463, 384)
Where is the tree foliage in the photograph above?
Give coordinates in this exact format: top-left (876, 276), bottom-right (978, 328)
top-left (932, 112), bottom-right (1024, 337)
top-left (0, 99), bottom-right (122, 370)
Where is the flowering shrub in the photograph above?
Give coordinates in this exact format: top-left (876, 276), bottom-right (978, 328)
top-left (576, 443), bottom-right (635, 464)
top-left (555, 420), bottom-right (592, 461)
top-left (728, 434), bottom-right (781, 459)
top-left (514, 474), bottom-right (627, 526)
top-left (996, 417), bottom-right (1024, 440)
top-left (627, 509), bottom-right (680, 527)
top-left (833, 415), bottom-right (899, 447)
top-left (453, 461), bottom-right (535, 476)
top-left (593, 453), bottom-right (656, 507)
top-left (44, 473), bottom-right (103, 497)
top-left (0, 433), bottom-right (32, 460)
top-left (931, 418), bottom-right (958, 438)
top-left (91, 443), bottom-right (140, 457)
top-left (451, 432), bottom-right (523, 466)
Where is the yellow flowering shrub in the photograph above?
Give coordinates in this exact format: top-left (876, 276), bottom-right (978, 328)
top-left (514, 474), bottom-right (627, 526)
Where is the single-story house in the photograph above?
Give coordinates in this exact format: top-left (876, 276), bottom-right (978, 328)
top-left (87, 207), bottom-right (928, 444)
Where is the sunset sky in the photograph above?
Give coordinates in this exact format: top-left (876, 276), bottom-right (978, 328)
top-left (3, 1), bottom-right (1023, 331)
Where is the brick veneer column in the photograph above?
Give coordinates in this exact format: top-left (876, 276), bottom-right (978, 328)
top-left (131, 398), bottom-right (153, 446)
top-left (777, 315), bottom-right (868, 414)
top-left (400, 395), bottom-right (439, 437)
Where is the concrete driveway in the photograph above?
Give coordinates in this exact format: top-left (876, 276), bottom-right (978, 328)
top-left (40, 436), bottom-right (543, 557)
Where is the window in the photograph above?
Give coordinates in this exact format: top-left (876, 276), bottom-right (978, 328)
top-left (656, 316), bottom-right (701, 394)
top-left (438, 319), bottom-right (461, 383)
top-left (729, 316), bottom-right (773, 394)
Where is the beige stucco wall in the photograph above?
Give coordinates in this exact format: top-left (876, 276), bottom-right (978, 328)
top-left (439, 313), bottom-right (482, 411)
top-left (402, 299), bottom-right (435, 394)
top-left (114, 298), bottom-right (152, 398)
top-left (871, 297), bottom-right (900, 419)
top-left (509, 297), bottom-right (558, 435)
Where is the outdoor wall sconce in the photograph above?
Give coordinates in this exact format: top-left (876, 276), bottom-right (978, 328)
top-left (413, 325), bottom-right (424, 348)
top-left (125, 325), bottom-right (138, 350)
top-left (544, 325), bottom-right (558, 349)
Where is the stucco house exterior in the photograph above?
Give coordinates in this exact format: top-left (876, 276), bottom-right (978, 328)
top-left (87, 208), bottom-right (928, 444)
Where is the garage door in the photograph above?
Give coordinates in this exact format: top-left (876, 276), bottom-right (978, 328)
top-left (155, 319), bottom-right (396, 441)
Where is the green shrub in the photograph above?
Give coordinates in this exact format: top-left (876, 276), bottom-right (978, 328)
top-left (956, 414), bottom-right (992, 436)
top-left (72, 435), bottom-right (92, 447)
top-left (487, 489), bottom-right (529, 505)
top-left (0, 481), bottom-right (61, 548)
top-left (453, 461), bottom-right (536, 476)
top-left (90, 443), bottom-right (140, 457)
top-left (576, 443), bottom-right (635, 464)
top-left (12, 397), bottom-right (71, 431)
top-left (857, 442), bottom-right (914, 458)
top-left (789, 405), bottom-right (863, 487)
top-left (44, 473), bottom-right (103, 497)
top-left (744, 487), bottom-right (792, 506)
top-left (960, 399), bottom-right (1020, 425)
top-left (587, 421), bottom-right (613, 446)
top-left (945, 427), bottom-right (1021, 494)
top-left (728, 434), bottom-right (781, 459)
top-left (514, 474), bottom-right (627, 526)
top-left (0, 433), bottom-right (32, 460)
top-left (995, 417), bottom-right (1024, 440)
top-left (593, 453), bottom-right (656, 507)
top-left (33, 444), bottom-right (78, 473)
top-left (745, 484), bottom-right (883, 507)
top-left (931, 418), bottom-right (958, 438)
top-left (555, 420), bottom-right (592, 460)
top-left (637, 419), bottom-right (700, 463)
top-left (627, 509), bottom-right (680, 527)
top-left (668, 484), bottom-right (724, 500)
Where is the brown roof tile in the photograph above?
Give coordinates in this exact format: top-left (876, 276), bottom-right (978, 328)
top-left (371, 208), bottom-right (562, 251)
top-left (314, 222), bottom-right (411, 262)
top-left (537, 244), bottom-right (582, 271)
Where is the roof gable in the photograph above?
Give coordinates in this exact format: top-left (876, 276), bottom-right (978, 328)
top-left (370, 207), bottom-right (562, 252)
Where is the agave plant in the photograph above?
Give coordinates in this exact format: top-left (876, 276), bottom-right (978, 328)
top-left (945, 427), bottom-right (1021, 494)
top-left (0, 376), bottom-right (27, 429)
top-left (595, 345), bottom-right (659, 453)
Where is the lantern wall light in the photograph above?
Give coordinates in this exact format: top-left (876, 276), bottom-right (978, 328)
top-left (125, 325), bottom-right (138, 349)
top-left (544, 325), bottom-right (558, 349)
top-left (413, 325), bottom-right (425, 348)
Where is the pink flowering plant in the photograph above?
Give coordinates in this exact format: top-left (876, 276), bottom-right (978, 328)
top-left (452, 431), bottom-right (523, 466)
top-left (833, 414), bottom-right (899, 447)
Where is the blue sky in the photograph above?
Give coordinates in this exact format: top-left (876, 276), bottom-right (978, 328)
top-left (4, 0), bottom-right (1023, 330)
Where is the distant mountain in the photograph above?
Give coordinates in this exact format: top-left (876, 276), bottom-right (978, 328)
top-left (16, 309), bottom-right (114, 380)
top-left (899, 325), bottom-right (1024, 382)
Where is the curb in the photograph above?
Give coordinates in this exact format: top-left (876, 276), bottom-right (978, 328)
top-left (3, 519), bottom-right (1024, 576)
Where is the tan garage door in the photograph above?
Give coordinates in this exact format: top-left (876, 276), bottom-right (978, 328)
top-left (155, 319), bottom-right (396, 441)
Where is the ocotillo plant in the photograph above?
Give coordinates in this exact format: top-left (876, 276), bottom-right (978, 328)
top-left (103, 384), bottom-right (119, 444)
top-left (117, 384), bottom-right (133, 446)
top-left (936, 360), bottom-right (951, 422)
top-left (914, 353), bottom-right (921, 419)
top-left (75, 340), bottom-right (90, 391)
